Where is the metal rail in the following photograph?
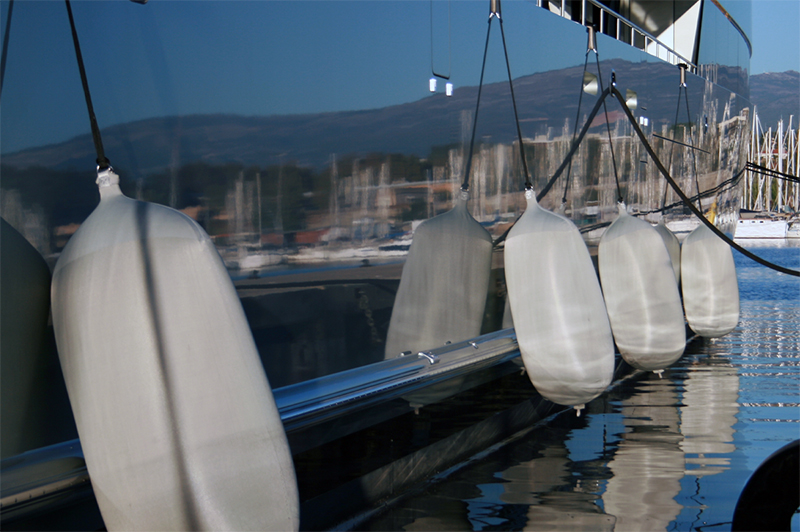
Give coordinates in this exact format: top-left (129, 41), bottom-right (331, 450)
top-left (0, 329), bottom-right (522, 522)
top-left (537, 0), bottom-right (697, 72)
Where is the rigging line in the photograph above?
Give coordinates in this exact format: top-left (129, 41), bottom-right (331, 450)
top-left (582, 168), bottom-right (747, 233)
top-left (562, 49), bottom-right (591, 204)
top-left (493, 87), bottom-right (613, 248)
top-left (653, 133), bottom-right (710, 155)
top-left (594, 57), bottom-right (622, 204)
top-left (610, 85), bottom-right (800, 277)
top-left (537, 86), bottom-right (612, 202)
top-left (497, 12), bottom-right (532, 190)
top-left (746, 162), bottom-right (800, 184)
top-left (65, 0), bottom-right (110, 170)
top-left (460, 13), bottom-right (493, 192)
top-left (636, 167), bottom-right (745, 218)
top-left (0, 0), bottom-right (13, 101)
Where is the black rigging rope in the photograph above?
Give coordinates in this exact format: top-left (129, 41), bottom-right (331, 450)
top-left (746, 162), bottom-right (800, 185)
top-left (537, 87), bottom-right (612, 202)
top-left (496, 84), bottom-right (798, 277)
top-left (462, 0), bottom-right (532, 193)
top-left (609, 85), bottom-right (799, 277)
top-left (497, 11), bottom-right (532, 190)
top-left (662, 64), bottom-right (703, 211)
top-left (460, 10), bottom-right (493, 192)
top-left (65, 0), bottom-right (110, 170)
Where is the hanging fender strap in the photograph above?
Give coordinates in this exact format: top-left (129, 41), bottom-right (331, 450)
top-left (491, 87), bottom-right (611, 248)
top-left (497, 16), bottom-right (532, 190)
top-left (460, 14), bottom-right (493, 192)
top-left (65, 0), bottom-right (110, 170)
top-left (536, 87), bottom-right (612, 202)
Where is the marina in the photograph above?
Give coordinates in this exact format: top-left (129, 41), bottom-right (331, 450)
top-left (357, 241), bottom-right (800, 531)
top-left (2, 0), bottom-right (798, 530)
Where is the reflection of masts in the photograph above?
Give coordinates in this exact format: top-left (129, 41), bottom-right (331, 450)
top-left (360, 166), bottom-right (372, 244)
top-left (256, 171), bottom-right (262, 243)
top-left (274, 159), bottom-right (284, 237)
top-left (169, 119), bottom-right (182, 208)
top-left (329, 154), bottom-right (339, 231)
top-left (235, 170), bottom-right (245, 238)
top-left (747, 114), bottom-right (799, 213)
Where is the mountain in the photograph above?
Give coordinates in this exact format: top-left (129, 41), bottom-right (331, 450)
top-left (1, 59), bottom-right (686, 175)
top-left (1, 59), bottom-right (748, 176)
top-left (749, 71), bottom-right (800, 128)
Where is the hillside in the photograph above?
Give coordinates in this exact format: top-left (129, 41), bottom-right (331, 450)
top-left (2, 59), bottom-right (691, 175)
top-left (749, 71), bottom-right (800, 127)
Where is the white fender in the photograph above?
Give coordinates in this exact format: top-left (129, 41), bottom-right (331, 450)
top-left (654, 220), bottom-right (681, 286)
top-left (681, 223), bottom-right (739, 337)
top-left (505, 190), bottom-right (614, 409)
top-left (599, 205), bottom-right (685, 371)
top-left (51, 170), bottom-right (298, 531)
top-left (385, 191), bottom-right (493, 358)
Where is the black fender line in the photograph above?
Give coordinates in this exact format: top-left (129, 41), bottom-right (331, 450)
top-left (609, 85), bottom-right (799, 277)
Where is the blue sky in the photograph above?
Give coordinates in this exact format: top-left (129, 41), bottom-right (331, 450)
top-left (749, 0), bottom-right (800, 74)
top-left (0, 0), bottom-right (796, 155)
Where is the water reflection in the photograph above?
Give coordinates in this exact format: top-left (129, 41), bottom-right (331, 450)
top-left (360, 342), bottom-right (753, 531)
top-left (603, 378), bottom-right (684, 530)
top-left (680, 361), bottom-right (740, 476)
top-left (495, 441), bottom-right (615, 531)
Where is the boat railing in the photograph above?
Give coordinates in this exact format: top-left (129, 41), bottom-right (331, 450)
top-left (536, 0), bottom-right (697, 73)
top-left (0, 328), bottom-right (522, 524)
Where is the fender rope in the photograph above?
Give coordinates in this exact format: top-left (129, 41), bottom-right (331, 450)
top-left (65, 0), bottom-right (110, 170)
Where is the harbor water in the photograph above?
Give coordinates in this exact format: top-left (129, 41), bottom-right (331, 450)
top-left (358, 240), bottom-right (800, 531)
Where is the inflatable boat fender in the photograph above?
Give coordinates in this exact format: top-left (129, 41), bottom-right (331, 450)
top-left (51, 170), bottom-right (298, 531)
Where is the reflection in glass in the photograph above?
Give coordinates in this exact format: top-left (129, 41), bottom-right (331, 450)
top-left (0, 1), bottom-right (752, 385)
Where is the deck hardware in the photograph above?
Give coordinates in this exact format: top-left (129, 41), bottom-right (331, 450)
top-left (417, 352), bottom-right (439, 365)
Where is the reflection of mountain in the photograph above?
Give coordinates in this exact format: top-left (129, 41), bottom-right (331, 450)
top-left (749, 71), bottom-right (800, 127)
top-left (2, 60), bottom-right (744, 174)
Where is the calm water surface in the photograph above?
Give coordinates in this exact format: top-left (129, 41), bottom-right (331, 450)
top-left (360, 240), bottom-right (799, 531)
